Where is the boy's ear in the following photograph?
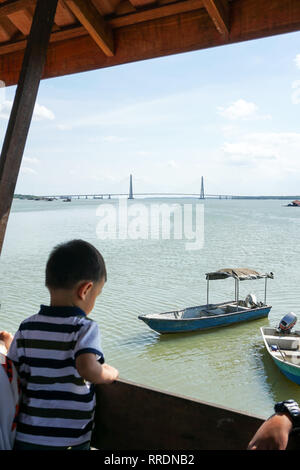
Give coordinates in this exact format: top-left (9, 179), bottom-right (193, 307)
top-left (77, 281), bottom-right (93, 300)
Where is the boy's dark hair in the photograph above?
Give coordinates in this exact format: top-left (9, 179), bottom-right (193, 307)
top-left (46, 239), bottom-right (107, 289)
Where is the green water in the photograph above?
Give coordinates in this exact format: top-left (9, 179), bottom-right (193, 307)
top-left (1, 197), bottom-right (300, 419)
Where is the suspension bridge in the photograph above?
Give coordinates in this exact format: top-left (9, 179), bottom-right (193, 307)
top-left (26, 175), bottom-right (300, 201)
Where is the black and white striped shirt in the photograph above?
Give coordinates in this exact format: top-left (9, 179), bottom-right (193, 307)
top-left (7, 305), bottom-right (104, 448)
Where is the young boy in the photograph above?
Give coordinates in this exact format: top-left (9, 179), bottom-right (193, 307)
top-left (7, 239), bottom-right (119, 450)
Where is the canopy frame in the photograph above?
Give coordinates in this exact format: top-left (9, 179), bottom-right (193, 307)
top-left (205, 268), bottom-right (274, 307)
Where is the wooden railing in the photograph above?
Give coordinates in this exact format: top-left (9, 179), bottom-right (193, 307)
top-left (91, 379), bottom-right (300, 450)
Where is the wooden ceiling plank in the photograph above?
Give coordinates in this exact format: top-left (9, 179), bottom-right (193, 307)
top-left (203, 0), bottom-right (229, 36)
top-left (64, 0), bottom-right (114, 56)
top-left (0, 24), bottom-right (86, 55)
top-left (91, 0), bottom-right (122, 16)
top-left (110, 0), bottom-right (204, 28)
top-left (114, 0), bottom-right (137, 16)
top-left (129, 0), bottom-right (157, 8)
top-left (55, 0), bottom-right (77, 27)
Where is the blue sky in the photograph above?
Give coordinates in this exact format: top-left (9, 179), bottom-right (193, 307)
top-left (1, 30), bottom-right (300, 196)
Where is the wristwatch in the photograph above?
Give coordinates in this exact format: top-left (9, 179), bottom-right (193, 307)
top-left (274, 400), bottom-right (300, 428)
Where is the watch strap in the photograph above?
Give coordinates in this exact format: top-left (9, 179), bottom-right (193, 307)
top-left (274, 400), bottom-right (300, 428)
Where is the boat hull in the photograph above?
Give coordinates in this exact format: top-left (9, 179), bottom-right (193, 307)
top-left (271, 356), bottom-right (300, 385)
top-left (139, 306), bottom-right (271, 334)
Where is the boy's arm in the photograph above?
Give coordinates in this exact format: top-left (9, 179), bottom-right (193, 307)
top-left (247, 413), bottom-right (293, 450)
top-left (76, 353), bottom-right (119, 385)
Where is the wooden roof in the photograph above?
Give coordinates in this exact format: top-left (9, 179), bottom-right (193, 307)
top-left (1, 0), bottom-right (300, 86)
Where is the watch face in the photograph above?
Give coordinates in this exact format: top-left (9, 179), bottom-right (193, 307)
top-left (275, 402), bottom-right (286, 412)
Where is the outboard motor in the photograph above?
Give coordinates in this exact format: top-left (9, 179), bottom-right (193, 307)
top-left (245, 294), bottom-right (258, 308)
top-left (278, 312), bottom-right (297, 333)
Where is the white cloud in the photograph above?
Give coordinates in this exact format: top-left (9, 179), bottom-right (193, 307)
top-left (294, 54), bottom-right (300, 69)
top-left (166, 160), bottom-right (179, 169)
top-left (100, 135), bottom-right (128, 143)
top-left (217, 99), bottom-right (271, 120)
top-left (292, 80), bottom-right (300, 104)
top-left (20, 167), bottom-right (37, 175)
top-left (248, 132), bottom-right (300, 146)
top-left (20, 157), bottom-right (39, 176)
top-left (221, 132), bottom-right (300, 171)
top-left (33, 103), bottom-right (55, 121)
top-left (57, 123), bottom-right (73, 131)
top-left (0, 100), bottom-right (54, 121)
top-left (52, 91), bottom-right (193, 131)
top-left (222, 141), bottom-right (278, 163)
top-left (136, 150), bottom-right (154, 157)
top-left (23, 157), bottom-right (39, 165)
top-left (0, 100), bottom-right (13, 120)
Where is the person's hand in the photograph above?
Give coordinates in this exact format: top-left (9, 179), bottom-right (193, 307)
top-left (247, 413), bottom-right (293, 450)
top-left (102, 363), bottom-right (119, 382)
top-left (0, 331), bottom-right (14, 351)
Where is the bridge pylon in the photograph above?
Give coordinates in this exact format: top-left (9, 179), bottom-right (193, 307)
top-left (128, 174), bottom-right (134, 199)
top-left (199, 176), bottom-right (205, 199)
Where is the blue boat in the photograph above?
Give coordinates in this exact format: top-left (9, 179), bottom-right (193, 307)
top-left (261, 313), bottom-right (300, 385)
top-left (139, 268), bottom-right (274, 334)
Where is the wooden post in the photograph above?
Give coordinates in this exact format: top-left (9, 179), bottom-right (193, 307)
top-left (0, 0), bottom-right (58, 255)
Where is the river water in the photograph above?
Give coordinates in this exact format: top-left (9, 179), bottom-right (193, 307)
top-left (1, 197), bottom-right (300, 419)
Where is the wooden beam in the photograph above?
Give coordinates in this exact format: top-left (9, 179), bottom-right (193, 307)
top-left (0, 16), bottom-right (18, 41)
top-left (64, 0), bottom-right (114, 56)
top-left (0, 0), bottom-right (58, 255)
top-left (1, 0), bottom-right (300, 86)
top-left (0, 0), bottom-right (36, 19)
top-left (7, 8), bottom-right (33, 35)
top-left (203, 0), bottom-right (229, 36)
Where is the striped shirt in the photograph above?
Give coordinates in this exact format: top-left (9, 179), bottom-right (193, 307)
top-left (7, 305), bottom-right (104, 448)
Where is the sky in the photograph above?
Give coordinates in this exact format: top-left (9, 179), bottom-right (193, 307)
top-left (1, 30), bottom-right (300, 197)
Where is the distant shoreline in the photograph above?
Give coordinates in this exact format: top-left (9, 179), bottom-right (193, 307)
top-left (13, 194), bottom-right (300, 201)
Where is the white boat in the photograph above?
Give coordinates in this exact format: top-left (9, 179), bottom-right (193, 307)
top-left (261, 313), bottom-right (300, 385)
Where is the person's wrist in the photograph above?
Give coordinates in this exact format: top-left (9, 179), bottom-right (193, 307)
top-left (268, 412), bottom-right (293, 433)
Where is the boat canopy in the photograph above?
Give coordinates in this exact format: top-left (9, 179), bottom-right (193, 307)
top-left (205, 268), bottom-right (274, 281)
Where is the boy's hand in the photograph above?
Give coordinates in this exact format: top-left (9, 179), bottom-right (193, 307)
top-left (247, 414), bottom-right (293, 450)
top-left (101, 363), bottom-right (119, 382)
